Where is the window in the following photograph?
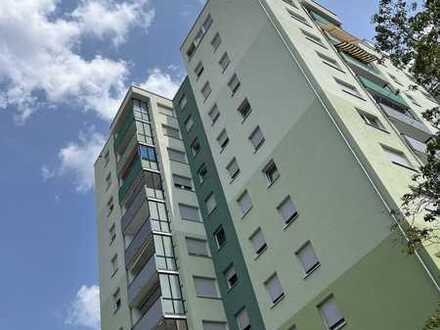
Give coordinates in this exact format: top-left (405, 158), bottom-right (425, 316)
top-left (179, 204), bottom-right (201, 222)
top-left (186, 43), bottom-right (196, 59)
top-left (228, 74), bottom-right (241, 95)
top-left (264, 274), bottom-right (284, 304)
top-left (317, 51), bottom-right (344, 72)
top-left (173, 174), bottom-right (192, 190)
top-left (250, 228), bottom-right (267, 255)
top-left (195, 61), bottom-right (204, 79)
top-left (105, 172), bottom-right (112, 190)
top-left (302, 29), bottom-right (327, 48)
top-left (163, 125), bottom-right (180, 139)
top-left (201, 82), bottom-right (212, 101)
top-left (168, 148), bottom-right (187, 163)
top-left (214, 226), bottom-right (226, 249)
top-left (263, 160), bottom-right (280, 185)
top-left (421, 90), bottom-right (438, 104)
top-left (296, 241), bottom-right (320, 276)
top-left (357, 109), bottom-right (386, 131)
top-left (191, 138), bottom-right (201, 157)
top-left (227, 158), bottom-right (240, 180)
top-left (382, 145), bottom-right (413, 169)
top-left (236, 308), bottom-right (250, 330)
top-left (224, 265), bottom-right (238, 289)
top-left (249, 126), bottom-right (265, 151)
top-left (237, 191), bottom-right (253, 217)
top-left (185, 116), bottom-right (194, 132)
top-left (109, 223), bottom-right (116, 244)
top-left (209, 104), bottom-right (220, 124)
top-left (211, 32), bottom-right (222, 52)
top-left (194, 277), bottom-right (219, 298)
top-left (287, 9), bottom-right (311, 27)
top-left (335, 78), bottom-right (364, 99)
top-left (186, 237), bottom-right (210, 257)
top-left (158, 104), bottom-right (175, 117)
top-left (219, 52), bottom-right (231, 72)
top-left (112, 289), bottom-right (121, 313)
top-left (104, 150), bottom-right (110, 167)
top-left (198, 164), bottom-right (208, 184)
top-left (405, 93), bottom-right (421, 107)
top-left (389, 73), bottom-right (404, 87)
top-left (186, 14), bottom-right (213, 59)
top-left (206, 193), bottom-right (217, 214)
top-left (282, 0), bottom-right (298, 8)
top-left (202, 321), bottom-right (228, 330)
top-left (107, 197), bottom-right (114, 216)
top-left (237, 98), bottom-right (252, 120)
top-left (318, 296), bottom-right (346, 330)
top-left (179, 94), bottom-right (187, 109)
top-left (111, 254), bottom-right (118, 276)
top-left (277, 196), bottom-right (298, 226)
top-left (217, 129), bottom-right (230, 150)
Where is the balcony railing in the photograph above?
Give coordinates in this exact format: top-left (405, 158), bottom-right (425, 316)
top-left (379, 103), bottom-right (432, 141)
top-left (132, 298), bottom-right (187, 330)
top-left (119, 159), bottom-right (143, 203)
top-left (121, 187), bottom-right (149, 235)
top-left (117, 134), bottom-right (138, 176)
top-left (404, 135), bottom-right (427, 155)
top-left (125, 220), bottom-right (154, 271)
top-left (359, 77), bottom-right (409, 108)
top-left (128, 253), bottom-right (158, 308)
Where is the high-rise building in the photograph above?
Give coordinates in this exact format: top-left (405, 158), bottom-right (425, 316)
top-left (95, 1), bottom-right (440, 330)
top-left (94, 88), bottom-right (228, 330)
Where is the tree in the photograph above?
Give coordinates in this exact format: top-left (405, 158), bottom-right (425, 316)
top-left (373, 1), bottom-right (440, 328)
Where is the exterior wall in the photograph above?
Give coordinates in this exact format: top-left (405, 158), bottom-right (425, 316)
top-left (174, 78), bottom-right (266, 330)
top-left (281, 234), bottom-right (438, 330)
top-left (180, 0), bottom-right (440, 329)
top-left (95, 136), bottom-right (132, 330)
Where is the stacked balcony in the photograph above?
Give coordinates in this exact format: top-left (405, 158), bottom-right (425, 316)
top-left (132, 297), bottom-right (187, 330)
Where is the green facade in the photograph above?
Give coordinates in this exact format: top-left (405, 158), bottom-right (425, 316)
top-left (173, 78), bottom-right (266, 330)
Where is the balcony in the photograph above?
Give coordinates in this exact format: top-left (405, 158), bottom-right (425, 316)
top-left (132, 298), bottom-right (187, 330)
top-left (342, 53), bottom-right (386, 87)
top-left (359, 77), bottom-right (409, 109)
top-left (117, 133), bottom-right (138, 176)
top-left (121, 187), bottom-right (149, 235)
top-left (128, 254), bottom-right (159, 308)
top-left (119, 159), bottom-right (143, 203)
top-left (114, 118), bottom-right (137, 154)
top-left (125, 220), bottom-right (154, 271)
top-left (379, 103), bottom-right (432, 142)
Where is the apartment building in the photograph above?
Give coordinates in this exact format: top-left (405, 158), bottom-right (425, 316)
top-left (96, 1), bottom-right (440, 330)
top-left (94, 88), bottom-right (228, 330)
top-left (172, 0), bottom-right (440, 329)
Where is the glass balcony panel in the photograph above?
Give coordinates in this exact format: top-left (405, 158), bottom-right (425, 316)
top-left (379, 103), bottom-right (432, 141)
top-left (128, 254), bottom-right (159, 308)
top-left (133, 296), bottom-right (187, 330)
top-left (359, 77), bottom-right (408, 108)
top-left (121, 188), bottom-right (149, 235)
top-left (125, 221), bottom-right (154, 271)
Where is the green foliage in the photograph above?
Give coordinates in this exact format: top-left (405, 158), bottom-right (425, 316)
top-left (373, 2), bottom-right (440, 328)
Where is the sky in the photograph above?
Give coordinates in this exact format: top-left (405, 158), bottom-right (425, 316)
top-left (0, 1), bottom-right (379, 330)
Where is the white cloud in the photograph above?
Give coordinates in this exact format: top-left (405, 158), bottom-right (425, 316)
top-left (0, 0), bottom-right (155, 122)
top-left (57, 129), bottom-right (105, 192)
top-left (138, 68), bottom-right (182, 99)
top-left (41, 165), bottom-right (56, 181)
top-left (72, 0), bottom-right (155, 46)
top-left (66, 285), bottom-right (100, 330)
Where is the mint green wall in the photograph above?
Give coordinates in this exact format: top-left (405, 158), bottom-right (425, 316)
top-left (174, 78), bottom-right (266, 330)
top-left (281, 234), bottom-right (439, 330)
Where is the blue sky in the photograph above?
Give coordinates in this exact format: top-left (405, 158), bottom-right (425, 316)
top-left (0, 1), bottom-right (378, 329)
